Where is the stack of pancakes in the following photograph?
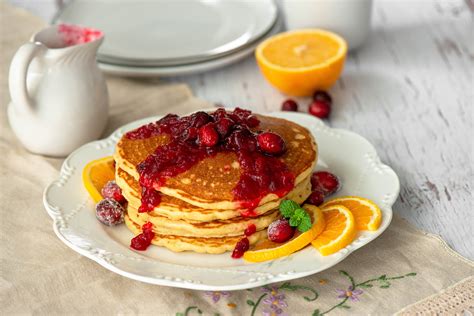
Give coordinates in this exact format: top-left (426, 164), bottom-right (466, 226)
top-left (114, 115), bottom-right (317, 253)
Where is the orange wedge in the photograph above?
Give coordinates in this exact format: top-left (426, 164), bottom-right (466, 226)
top-left (311, 205), bottom-right (356, 256)
top-left (255, 29), bottom-right (347, 96)
top-left (321, 196), bottom-right (382, 231)
top-left (82, 156), bottom-right (115, 202)
top-left (243, 204), bottom-right (326, 263)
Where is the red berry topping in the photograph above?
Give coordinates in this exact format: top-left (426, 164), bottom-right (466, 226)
top-left (282, 99), bottom-right (298, 112)
top-left (311, 171), bottom-right (340, 196)
top-left (306, 190), bottom-right (325, 206)
top-left (131, 222), bottom-right (155, 251)
top-left (231, 237), bottom-right (250, 258)
top-left (309, 100), bottom-right (331, 119)
top-left (182, 126), bottom-right (198, 141)
top-left (101, 180), bottom-right (125, 203)
top-left (267, 218), bottom-right (295, 243)
top-left (257, 132), bottom-right (286, 156)
top-left (245, 115), bottom-right (260, 128)
top-left (226, 129), bottom-right (257, 152)
top-left (95, 198), bottom-right (125, 226)
top-left (244, 223), bottom-right (257, 236)
top-left (313, 90), bottom-right (332, 104)
top-left (216, 117), bottom-right (235, 137)
top-left (198, 123), bottom-right (219, 147)
top-left (190, 111), bottom-right (212, 128)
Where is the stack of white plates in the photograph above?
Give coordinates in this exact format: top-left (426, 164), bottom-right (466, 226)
top-left (55, 0), bottom-right (281, 77)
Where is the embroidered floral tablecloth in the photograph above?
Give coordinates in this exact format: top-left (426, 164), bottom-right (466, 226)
top-left (1, 4), bottom-right (473, 315)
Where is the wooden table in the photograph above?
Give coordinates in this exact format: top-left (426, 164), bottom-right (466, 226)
top-left (11, 0), bottom-right (473, 259)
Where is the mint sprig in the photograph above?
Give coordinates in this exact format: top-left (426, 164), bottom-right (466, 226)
top-left (279, 200), bottom-right (312, 232)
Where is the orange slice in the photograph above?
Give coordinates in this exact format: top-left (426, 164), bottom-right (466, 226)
top-left (311, 205), bottom-right (356, 256)
top-left (243, 204), bottom-right (326, 263)
top-left (82, 156), bottom-right (115, 202)
top-left (255, 29), bottom-right (347, 96)
top-left (321, 196), bottom-right (382, 231)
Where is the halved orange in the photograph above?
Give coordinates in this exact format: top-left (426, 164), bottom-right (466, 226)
top-left (82, 156), bottom-right (115, 202)
top-left (311, 205), bottom-right (356, 256)
top-left (243, 204), bottom-right (326, 263)
top-left (321, 196), bottom-right (382, 231)
top-left (255, 29), bottom-right (347, 96)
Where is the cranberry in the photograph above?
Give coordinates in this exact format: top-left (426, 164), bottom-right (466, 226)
top-left (101, 180), bottom-right (125, 203)
top-left (282, 99), bottom-right (298, 112)
top-left (231, 237), bottom-right (250, 258)
top-left (95, 198), bottom-right (125, 226)
top-left (311, 171), bottom-right (340, 196)
top-left (244, 223), bottom-right (257, 236)
top-left (309, 100), bottom-right (331, 119)
top-left (138, 187), bottom-right (161, 213)
top-left (216, 117), bottom-right (234, 137)
top-left (189, 111), bottom-right (212, 128)
top-left (257, 132), bottom-right (286, 156)
top-left (267, 218), bottom-right (295, 243)
top-left (306, 190), bottom-right (325, 206)
top-left (226, 129), bottom-right (257, 152)
top-left (245, 115), bottom-right (260, 128)
top-left (182, 127), bottom-right (198, 141)
top-left (313, 90), bottom-right (332, 104)
top-left (198, 123), bottom-right (219, 147)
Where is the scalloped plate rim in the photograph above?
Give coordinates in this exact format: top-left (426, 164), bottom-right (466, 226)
top-left (43, 110), bottom-right (399, 290)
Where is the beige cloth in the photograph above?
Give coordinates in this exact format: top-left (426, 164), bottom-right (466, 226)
top-left (1, 3), bottom-right (473, 315)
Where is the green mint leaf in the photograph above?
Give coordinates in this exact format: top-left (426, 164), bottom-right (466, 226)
top-left (289, 216), bottom-right (302, 227)
top-left (280, 200), bottom-right (300, 218)
top-left (296, 209), bottom-right (312, 232)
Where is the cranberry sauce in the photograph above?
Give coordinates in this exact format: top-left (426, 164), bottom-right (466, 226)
top-left (125, 108), bottom-right (295, 214)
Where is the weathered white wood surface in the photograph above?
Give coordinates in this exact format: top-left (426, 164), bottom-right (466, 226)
top-left (10, 0), bottom-right (473, 259)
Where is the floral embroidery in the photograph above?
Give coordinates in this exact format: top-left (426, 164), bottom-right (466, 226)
top-left (336, 286), bottom-right (363, 301)
top-left (176, 270), bottom-right (416, 316)
top-left (204, 291), bottom-right (230, 303)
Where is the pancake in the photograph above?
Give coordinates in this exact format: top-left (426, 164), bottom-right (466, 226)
top-left (125, 215), bottom-right (267, 254)
top-left (126, 203), bottom-right (279, 237)
top-left (116, 167), bottom-right (312, 222)
top-left (115, 114), bottom-right (317, 210)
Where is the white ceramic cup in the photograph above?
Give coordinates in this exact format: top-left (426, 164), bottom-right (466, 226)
top-left (282, 0), bottom-right (373, 50)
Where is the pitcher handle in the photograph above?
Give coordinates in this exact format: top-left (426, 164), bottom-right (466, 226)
top-left (9, 42), bottom-right (45, 114)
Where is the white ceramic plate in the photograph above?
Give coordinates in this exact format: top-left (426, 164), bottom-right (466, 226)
top-left (43, 111), bottom-right (399, 291)
top-left (96, 13), bottom-right (282, 77)
top-left (56, 0), bottom-right (277, 66)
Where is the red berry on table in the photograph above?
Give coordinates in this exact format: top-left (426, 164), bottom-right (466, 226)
top-left (198, 123), bottom-right (219, 147)
top-left (267, 218), bottom-right (295, 243)
top-left (311, 171), bottom-right (340, 196)
top-left (257, 132), bottom-right (286, 155)
top-left (231, 237), bottom-right (250, 258)
top-left (306, 190), bottom-right (325, 206)
top-left (309, 100), bottom-right (331, 119)
top-left (282, 99), bottom-right (298, 112)
top-left (95, 198), bottom-right (125, 226)
top-left (313, 90), bottom-right (332, 104)
top-left (101, 180), bottom-right (125, 203)
top-left (244, 223), bottom-right (257, 236)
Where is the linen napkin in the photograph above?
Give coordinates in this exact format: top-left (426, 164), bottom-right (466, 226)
top-left (1, 3), bottom-right (473, 315)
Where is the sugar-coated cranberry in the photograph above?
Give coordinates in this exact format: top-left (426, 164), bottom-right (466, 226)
top-left (282, 99), bottom-right (298, 112)
top-left (198, 123), bottom-right (219, 147)
top-left (216, 117), bottom-right (235, 137)
top-left (95, 198), bottom-right (125, 226)
top-left (313, 90), bottom-right (332, 104)
top-left (311, 171), bottom-right (340, 196)
top-left (231, 237), bottom-right (250, 258)
top-left (190, 111), bottom-right (212, 128)
top-left (257, 132), bottom-right (286, 156)
top-left (306, 190), bottom-right (325, 206)
top-left (244, 223), bottom-right (257, 236)
top-left (226, 129), bottom-right (257, 152)
top-left (101, 180), bottom-right (125, 203)
top-left (267, 218), bottom-right (295, 243)
top-left (309, 100), bottom-right (331, 119)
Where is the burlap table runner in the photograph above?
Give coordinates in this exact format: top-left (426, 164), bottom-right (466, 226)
top-left (1, 3), bottom-right (472, 315)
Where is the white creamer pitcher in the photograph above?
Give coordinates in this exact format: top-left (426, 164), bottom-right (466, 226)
top-left (8, 24), bottom-right (109, 157)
